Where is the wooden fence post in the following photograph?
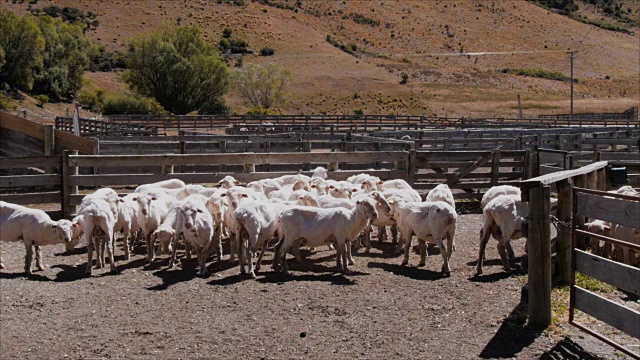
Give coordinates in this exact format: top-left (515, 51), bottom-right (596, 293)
top-left (91, 138), bottom-right (100, 175)
top-left (62, 150), bottom-right (71, 219)
top-left (219, 140), bottom-right (227, 173)
top-left (302, 141), bottom-right (311, 171)
top-left (490, 150), bottom-right (501, 185)
top-left (179, 140), bottom-right (186, 173)
top-left (264, 140), bottom-right (271, 172)
top-left (596, 168), bottom-right (605, 190)
top-left (527, 185), bottom-right (552, 327)
top-left (44, 124), bottom-right (55, 174)
top-left (408, 149), bottom-right (416, 186)
top-left (574, 174), bottom-right (587, 249)
top-left (556, 179), bottom-right (572, 285)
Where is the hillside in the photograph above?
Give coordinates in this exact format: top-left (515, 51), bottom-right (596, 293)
top-left (2, 0), bottom-right (639, 118)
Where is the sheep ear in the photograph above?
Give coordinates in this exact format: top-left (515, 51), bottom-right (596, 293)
top-left (242, 194), bottom-right (248, 198)
top-left (72, 223), bottom-right (78, 228)
top-left (356, 200), bottom-right (361, 204)
top-left (234, 180), bottom-right (240, 185)
top-left (220, 193), bottom-right (226, 197)
top-left (329, 185), bottom-right (335, 189)
top-left (197, 209), bottom-right (203, 213)
top-left (311, 185), bottom-right (316, 188)
top-left (151, 197), bottom-right (157, 201)
top-left (352, 189), bottom-right (358, 192)
top-left (604, 225), bottom-right (611, 231)
top-left (132, 197), bottom-right (138, 201)
top-left (52, 224), bottom-right (57, 228)
top-left (119, 198), bottom-right (125, 203)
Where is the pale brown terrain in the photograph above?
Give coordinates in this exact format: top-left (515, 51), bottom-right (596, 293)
top-left (2, 0), bottom-right (639, 117)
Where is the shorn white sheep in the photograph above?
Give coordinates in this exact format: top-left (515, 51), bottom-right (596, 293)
top-left (1, 201), bottom-right (76, 274)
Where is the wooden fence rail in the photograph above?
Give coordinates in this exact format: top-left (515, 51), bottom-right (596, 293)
top-left (0, 156), bottom-right (63, 220)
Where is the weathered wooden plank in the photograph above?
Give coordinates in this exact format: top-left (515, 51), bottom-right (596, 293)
top-left (0, 191), bottom-right (61, 204)
top-left (522, 161), bottom-right (609, 187)
top-left (0, 174), bottom-right (61, 188)
top-left (576, 192), bottom-right (640, 228)
top-left (574, 286), bottom-right (640, 339)
top-left (69, 152), bottom-right (409, 167)
top-left (69, 169), bottom-right (407, 187)
top-left (575, 249), bottom-right (640, 296)
top-left (0, 156), bottom-right (62, 169)
top-left (527, 185), bottom-right (552, 326)
top-left (414, 171), bottom-right (523, 180)
top-left (539, 165), bottom-right (564, 175)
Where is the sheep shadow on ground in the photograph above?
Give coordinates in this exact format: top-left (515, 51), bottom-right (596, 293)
top-left (367, 261), bottom-right (447, 281)
top-left (0, 271), bottom-right (51, 282)
top-left (479, 303), bottom-right (542, 358)
top-left (468, 270), bottom-right (519, 284)
top-left (148, 266), bottom-right (198, 291)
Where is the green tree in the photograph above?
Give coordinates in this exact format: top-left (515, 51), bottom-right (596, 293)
top-left (32, 15), bottom-right (94, 100)
top-left (123, 23), bottom-right (229, 114)
top-left (232, 63), bottom-right (291, 109)
top-left (0, 46), bottom-right (5, 72)
top-left (0, 10), bottom-right (45, 91)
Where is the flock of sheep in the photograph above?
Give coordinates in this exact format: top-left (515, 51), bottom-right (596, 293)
top-left (1, 166), bottom-right (638, 279)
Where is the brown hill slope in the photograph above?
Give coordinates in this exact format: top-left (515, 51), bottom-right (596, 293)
top-left (3, 0), bottom-right (638, 117)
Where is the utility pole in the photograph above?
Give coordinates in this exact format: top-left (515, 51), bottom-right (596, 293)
top-left (569, 51), bottom-right (576, 116)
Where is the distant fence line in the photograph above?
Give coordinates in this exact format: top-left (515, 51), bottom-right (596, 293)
top-left (538, 106), bottom-right (638, 121)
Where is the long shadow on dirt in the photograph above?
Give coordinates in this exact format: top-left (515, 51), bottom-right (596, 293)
top-left (539, 337), bottom-right (601, 359)
top-left (479, 303), bottom-right (542, 358)
top-left (367, 261), bottom-right (447, 281)
top-left (468, 271), bottom-right (518, 283)
top-left (0, 272), bottom-right (52, 282)
top-left (148, 266), bottom-right (198, 291)
top-left (466, 258), bottom-right (504, 267)
top-left (257, 272), bottom-right (358, 286)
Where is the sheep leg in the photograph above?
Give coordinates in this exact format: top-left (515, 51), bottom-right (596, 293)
top-left (86, 229), bottom-right (94, 275)
top-left (185, 242), bottom-right (192, 262)
top-left (363, 224), bottom-right (372, 253)
top-left (146, 233), bottom-right (156, 264)
top-left (391, 224), bottom-right (398, 244)
top-left (446, 226), bottom-right (455, 261)
top-left (418, 240), bottom-right (427, 267)
top-left (278, 241), bottom-right (289, 275)
top-left (335, 242), bottom-right (343, 271)
top-left (438, 238), bottom-right (451, 276)
top-left (122, 228), bottom-right (130, 260)
top-left (98, 236), bottom-right (105, 268)
top-left (229, 231), bottom-right (237, 264)
top-left (169, 233), bottom-right (179, 269)
top-left (255, 238), bottom-right (270, 272)
top-left (476, 226), bottom-right (492, 276)
top-left (497, 242), bottom-right (511, 271)
top-left (0, 258), bottom-right (4, 270)
top-left (603, 241), bottom-right (612, 259)
top-left (272, 239), bottom-right (283, 271)
top-left (505, 241), bottom-right (516, 262)
top-left (24, 242), bottom-right (34, 275)
top-left (401, 234), bottom-right (412, 266)
top-left (212, 225), bottom-right (223, 260)
top-left (340, 241), bottom-right (351, 275)
top-left (198, 247), bottom-right (208, 277)
top-left (379, 226), bottom-right (387, 243)
top-left (346, 240), bottom-right (355, 265)
top-left (35, 246), bottom-right (45, 271)
top-left (104, 227), bottom-right (117, 273)
top-left (237, 229), bottom-right (246, 275)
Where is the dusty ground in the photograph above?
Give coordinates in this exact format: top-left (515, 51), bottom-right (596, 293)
top-left (0, 214), bottom-right (634, 359)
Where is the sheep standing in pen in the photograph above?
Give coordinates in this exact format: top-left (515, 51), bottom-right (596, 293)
top-left (475, 194), bottom-right (527, 275)
top-left (390, 198), bottom-right (457, 276)
top-left (169, 195), bottom-right (215, 276)
top-left (274, 197), bottom-right (378, 275)
top-left (1, 201), bottom-right (76, 274)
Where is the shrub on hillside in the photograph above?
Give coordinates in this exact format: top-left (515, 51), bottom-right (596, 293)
top-left (34, 94), bottom-right (48, 107)
top-left (260, 47), bottom-right (275, 56)
top-left (101, 93), bottom-right (168, 115)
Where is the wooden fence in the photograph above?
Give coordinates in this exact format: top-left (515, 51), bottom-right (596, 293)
top-left (569, 187), bottom-right (639, 358)
top-left (0, 156), bottom-right (63, 220)
top-left (55, 116), bottom-right (158, 136)
top-left (539, 106), bottom-right (638, 122)
top-left (103, 113), bottom-right (639, 131)
top-left (412, 150), bottom-right (530, 199)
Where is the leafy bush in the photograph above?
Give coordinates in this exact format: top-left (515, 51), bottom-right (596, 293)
top-left (502, 68), bottom-right (575, 82)
top-left (232, 63), bottom-right (291, 109)
top-left (34, 94), bottom-right (48, 107)
top-left (0, 92), bottom-right (15, 110)
top-left (101, 92), bottom-right (168, 115)
top-left (353, 108), bottom-right (364, 115)
top-left (260, 47), bottom-right (275, 56)
top-left (124, 23), bottom-right (229, 114)
top-left (222, 28), bottom-right (233, 38)
top-left (400, 72), bottom-right (409, 84)
top-left (346, 13), bottom-right (380, 27)
top-left (90, 46), bottom-right (126, 72)
top-left (78, 88), bottom-right (106, 112)
top-left (0, 10), bottom-right (45, 92)
top-left (198, 97), bottom-right (230, 115)
top-left (36, 5), bottom-right (99, 31)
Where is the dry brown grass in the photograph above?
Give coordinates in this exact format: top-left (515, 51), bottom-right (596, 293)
top-left (4, 0), bottom-right (638, 117)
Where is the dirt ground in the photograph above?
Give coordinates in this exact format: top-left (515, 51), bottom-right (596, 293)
top-left (0, 214), bottom-right (634, 359)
